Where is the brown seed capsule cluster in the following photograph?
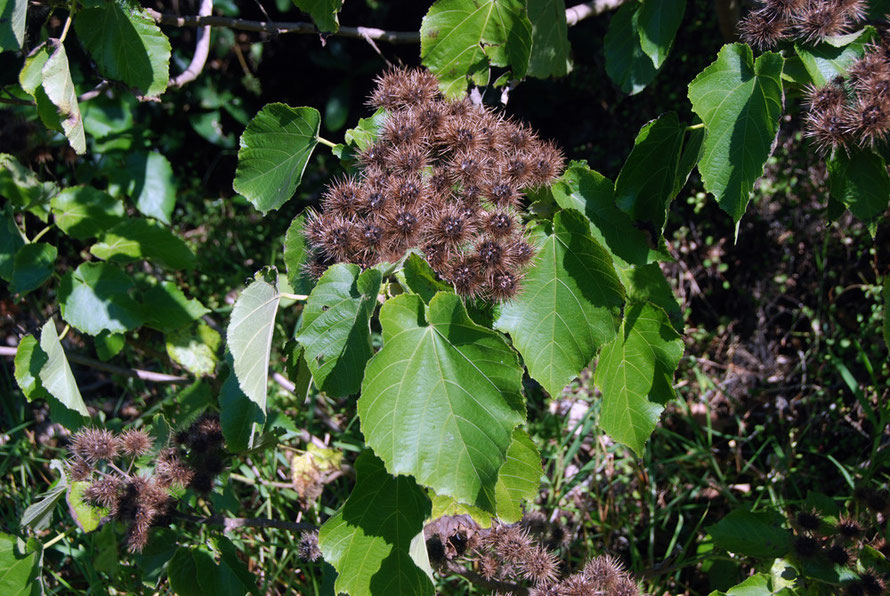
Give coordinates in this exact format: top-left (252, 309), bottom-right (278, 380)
top-left (65, 416), bottom-right (227, 553)
top-left (738, 0), bottom-right (868, 49)
top-left (423, 514), bottom-right (640, 594)
top-left (802, 45), bottom-right (890, 154)
top-left (785, 487), bottom-right (890, 595)
top-left (303, 67), bottom-right (564, 301)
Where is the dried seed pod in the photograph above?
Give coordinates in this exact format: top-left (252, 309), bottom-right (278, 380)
top-left (70, 428), bottom-right (121, 464)
top-left (738, 9), bottom-right (789, 50)
top-left (120, 429), bottom-right (153, 457)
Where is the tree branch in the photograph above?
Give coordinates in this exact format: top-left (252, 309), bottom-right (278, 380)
top-left (149, 0), bottom-right (627, 43)
top-left (566, 0), bottom-right (627, 26)
top-left (173, 511), bottom-right (316, 533)
top-left (170, 0), bottom-right (214, 88)
top-left (0, 345), bottom-right (189, 384)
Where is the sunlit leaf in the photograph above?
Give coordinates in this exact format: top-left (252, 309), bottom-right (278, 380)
top-left (595, 302), bottom-right (683, 455)
top-left (637, 0), bottom-right (685, 69)
top-left (707, 508), bottom-right (793, 559)
top-left (292, 0), bottom-right (343, 33)
top-left (359, 292), bottom-right (525, 512)
top-left (318, 451), bottom-right (434, 596)
top-left (496, 209), bottom-right (624, 398)
top-left (614, 112), bottom-right (685, 234)
top-left (227, 270), bottom-right (280, 414)
top-left (90, 218), bottom-right (196, 270)
top-left (66, 481), bottom-right (106, 533)
top-left (40, 40), bottom-right (86, 154)
top-left (420, 0), bottom-right (532, 97)
top-left (296, 264), bottom-right (381, 397)
top-left (58, 262), bottom-right (144, 335)
top-left (10, 242), bottom-right (56, 295)
top-left (39, 319), bottom-right (90, 419)
top-left (0, 0), bottom-right (27, 51)
top-left (0, 532), bottom-right (42, 596)
top-left (688, 43), bottom-right (784, 223)
top-left (75, 0), bottom-right (171, 96)
top-left (233, 104), bottom-right (320, 213)
top-left (50, 186), bottom-right (126, 240)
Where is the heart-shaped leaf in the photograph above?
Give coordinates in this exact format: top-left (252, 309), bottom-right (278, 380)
top-left (359, 292), bottom-right (525, 512)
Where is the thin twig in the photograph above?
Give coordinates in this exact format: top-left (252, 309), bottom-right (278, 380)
top-left (149, 0), bottom-right (627, 43)
top-left (173, 511), bottom-right (316, 533)
top-left (78, 80), bottom-right (110, 102)
top-left (565, 0), bottom-right (628, 25)
top-left (170, 0), bottom-right (214, 88)
top-left (0, 346), bottom-right (188, 384)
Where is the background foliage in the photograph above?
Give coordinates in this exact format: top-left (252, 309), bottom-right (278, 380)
top-left (1, 0), bottom-right (889, 594)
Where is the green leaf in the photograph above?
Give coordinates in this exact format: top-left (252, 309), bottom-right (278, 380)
top-left (604, 2), bottom-right (657, 95)
top-left (292, 0), bottom-right (343, 33)
top-left (90, 218), bottom-right (196, 269)
top-left (707, 508), bottom-right (793, 559)
top-left (637, 0), bottom-right (685, 69)
top-left (0, 212), bottom-right (24, 281)
top-left (41, 40), bottom-right (86, 155)
top-left (551, 161), bottom-right (666, 267)
top-left (66, 481), bottom-right (105, 533)
top-left (233, 104), bottom-right (321, 214)
top-left (616, 262), bottom-right (683, 333)
top-left (18, 46), bottom-right (47, 96)
top-left (674, 123), bottom-right (706, 197)
top-left (227, 270), bottom-right (281, 414)
top-left (74, 0), bottom-right (171, 96)
top-left (527, 0), bottom-right (568, 78)
top-left (20, 464), bottom-right (67, 531)
top-left (496, 210), bottom-right (624, 398)
top-left (420, 0), bottom-right (533, 98)
top-left (358, 293), bottom-right (525, 512)
top-left (59, 262), bottom-right (145, 335)
top-left (18, 48), bottom-right (64, 135)
top-left (0, 0), bottom-right (27, 51)
top-left (142, 282), bottom-right (209, 332)
top-left (219, 368), bottom-right (264, 453)
top-left (0, 533), bottom-right (41, 596)
top-left (711, 574), bottom-right (773, 596)
top-left (112, 151), bottom-right (177, 225)
top-left (94, 331), bottom-right (125, 361)
top-left (594, 302), bottom-right (683, 455)
top-left (795, 27), bottom-right (875, 86)
top-left (318, 451), bottom-right (434, 596)
top-left (494, 428), bottom-right (542, 523)
top-left (283, 214), bottom-right (314, 295)
top-left (93, 523), bottom-right (118, 575)
top-left (10, 242), bottom-right (56, 295)
top-left (168, 545), bottom-right (254, 596)
top-left (344, 107), bottom-right (386, 152)
top-left (615, 112), bottom-right (685, 234)
top-left (39, 319), bottom-right (90, 419)
top-left (215, 537), bottom-right (259, 595)
top-left (14, 335), bottom-right (48, 401)
top-left (296, 264), bottom-right (381, 397)
top-left (396, 253), bottom-right (451, 304)
top-left (283, 340), bottom-right (313, 402)
top-left (82, 94), bottom-right (137, 152)
top-left (688, 44), bottom-right (784, 223)
top-left (0, 153), bottom-right (57, 216)
top-left (827, 148), bottom-right (890, 231)
top-left (132, 530), bottom-right (177, 587)
top-left (166, 322), bottom-right (221, 377)
top-left (50, 186), bottom-right (126, 240)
